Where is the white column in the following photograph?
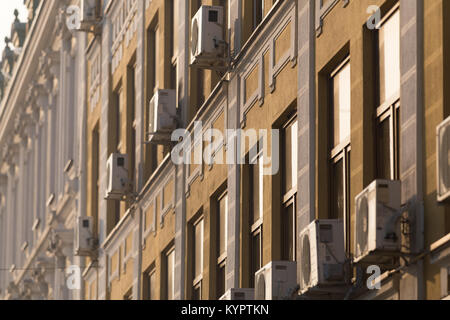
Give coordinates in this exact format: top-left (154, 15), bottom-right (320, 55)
top-left (16, 141), bottom-right (27, 268)
top-left (4, 163), bottom-right (15, 284)
top-left (0, 175), bottom-right (7, 294)
top-left (40, 106), bottom-right (48, 231)
top-left (46, 94), bottom-right (57, 222)
top-left (33, 121), bottom-right (41, 240)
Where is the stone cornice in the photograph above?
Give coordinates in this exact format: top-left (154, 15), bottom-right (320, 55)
top-left (0, 0), bottom-right (58, 148)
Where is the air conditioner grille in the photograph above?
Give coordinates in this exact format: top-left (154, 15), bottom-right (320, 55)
top-left (301, 234), bottom-right (311, 287)
top-left (255, 273), bottom-right (266, 300)
top-left (356, 195), bottom-right (369, 258)
top-left (439, 124), bottom-right (450, 194)
top-left (191, 19), bottom-right (199, 56)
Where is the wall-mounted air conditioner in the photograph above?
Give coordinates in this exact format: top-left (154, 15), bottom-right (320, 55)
top-left (147, 89), bottom-right (177, 145)
top-left (105, 153), bottom-right (129, 201)
top-left (80, 0), bottom-right (101, 26)
top-left (354, 180), bottom-right (402, 266)
top-left (219, 288), bottom-right (255, 301)
top-left (299, 220), bottom-right (346, 294)
top-left (437, 116), bottom-right (450, 202)
top-left (190, 5), bottom-right (225, 68)
top-left (74, 216), bottom-right (95, 256)
top-left (254, 261), bottom-right (297, 300)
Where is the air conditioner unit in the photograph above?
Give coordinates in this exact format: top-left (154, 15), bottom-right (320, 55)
top-left (437, 116), bottom-right (450, 202)
top-left (147, 89), bottom-right (177, 144)
top-left (354, 180), bottom-right (402, 266)
top-left (254, 261), bottom-right (297, 300)
top-left (190, 5), bottom-right (224, 68)
top-left (81, 0), bottom-right (100, 25)
top-left (299, 220), bottom-right (346, 294)
top-left (219, 289), bottom-right (255, 301)
top-left (75, 216), bottom-right (94, 256)
top-left (105, 153), bottom-right (129, 201)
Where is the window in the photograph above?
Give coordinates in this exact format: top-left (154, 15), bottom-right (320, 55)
top-left (145, 22), bottom-right (159, 181)
top-left (447, 267), bottom-right (450, 298)
top-left (168, 0), bottom-right (177, 90)
top-left (147, 25), bottom-right (159, 94)
top-left (219, 0), bottom-right (229, 41)
top-left (108, 88), bottom-right (124, 232)
top-left (164, 248), bottom-right (175, 300)
top-left (114, 87), bottom-right (124, 151)
top-left (192, 218), bottom-right (204, 300)
top-left (128, 65), bottom-right (136, 190)
top-left (91, 125), bottom-right (100, 237)
top-left (282, 116), bottom-right (298, 261)
top-left (376, 8), bottom-right (400, 180)
top-left (143, 267), bottom-right (157, 300)
top-left (217, 191), bottom-right (228, 298)
top-left (123, 289), bottom-right (133, 300)
top-left (253, 0), bottom-right (264, 31)
top-left (250, 153), bottom-right (263, 286)
top-left (330, 58), bottom-right (351, 250)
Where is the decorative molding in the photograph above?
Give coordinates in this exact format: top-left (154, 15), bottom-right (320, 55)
top-left (121, 233), bottom-right (134, 273)
top-left (185, 125), bottom-right (204, 198)
top-left (238, 0), bottom-right (297, 126)
top-left (110, 0), bottom-right (138, 74)
top-left (160, 173), bottom-right (176, 227)
top-left (315, 0), bottom-right (350, 36)
top-left (88, 45), bottom-right (101, 111)
top-left (109, 248), bottom-right (121, 284)
top-left (142, 198), bottom-right (156, 242)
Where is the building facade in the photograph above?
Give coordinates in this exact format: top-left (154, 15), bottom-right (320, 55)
top-left (0, 0), bottom-right (449, 300)
top-left (0, 0), bottom-right (87, 300)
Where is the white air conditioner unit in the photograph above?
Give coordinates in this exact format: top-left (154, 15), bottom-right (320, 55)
top-left (254, 261), bottom-right (297, 300)
top-left (437, 116), bottom-right (450, 202)
top-left (299, 220), bottom-right (346, 294)
top-left (219, 289), bottom-right (255, 301)
top-left (105, 153), bottom-right (129, 201)
top-left (81, 0), bottom-right (100, 25)
top-left (190, 5), bottom-right (224, 68)
top-left (147, 89), bottom-right (177, 144)
top-left (75, 216), bottom-right (94, 256)
top-left (354, 180), bottom-right (402, 266)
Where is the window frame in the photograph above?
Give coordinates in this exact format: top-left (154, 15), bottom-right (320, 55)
top-left (329, 57), bottom-right (352, 253)
top-left (192, 217), bottom-right (204, 299)
top-left (252, 0), bottom-right (265, 31)
top-left (163, 246), bottom-right (175, 300)
top-left (281, 115), bottom-right (298, 261)
top-left (375, 6), bottom-right (401, 181)
top-left (249, 151), bottom-right (264, 285)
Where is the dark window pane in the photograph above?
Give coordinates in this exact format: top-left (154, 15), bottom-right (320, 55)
top-left (377, 118), bottom-right (391, 179)
top-left (217, 264), bottom-right (226, 299)
top-left (395, 106), bottom-right (400, 179)
top-left (331, 160), bottom-right (344, 219)
top-left (218, 194), bottom-right (228, 257)
top-left (282, 203), bottom-right (296, 261)
top-left (194, 220), bottom-right (204, 279)
top-left (251, 232), bottom-right (262, 286)
top-left (253, 0), bottom-right (263, 29)
top-left (251, 162), bottom-right (261, 225)
top-left (192, 285), bottom-right (201, 301)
